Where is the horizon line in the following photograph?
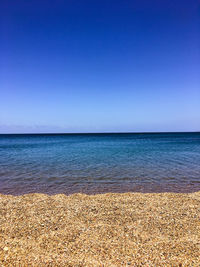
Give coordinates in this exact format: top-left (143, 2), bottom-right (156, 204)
top-left (0, 131), bottom-right (200, 135)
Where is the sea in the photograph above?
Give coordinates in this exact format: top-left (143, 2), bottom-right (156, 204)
top-left (0, 132), bottom-right (200, 195)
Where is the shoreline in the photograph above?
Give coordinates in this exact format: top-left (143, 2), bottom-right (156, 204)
top-left (1, 188), bottom-right (200, 197)
top-left (1, 191), bottom-right (200, 266)
top-left (1, 183), bottom-right (199, 196)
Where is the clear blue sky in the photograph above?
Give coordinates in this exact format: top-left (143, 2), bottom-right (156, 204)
top-left (0, 0), bottom-right (199, 133)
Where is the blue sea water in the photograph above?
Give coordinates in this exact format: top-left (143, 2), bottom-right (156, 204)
top-left (0, 133), bottom-right (200, 195)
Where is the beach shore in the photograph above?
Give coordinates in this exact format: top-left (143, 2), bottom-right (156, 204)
top-left (0, 191), bottom-right (200, 266)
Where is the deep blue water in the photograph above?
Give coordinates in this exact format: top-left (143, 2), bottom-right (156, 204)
top-left (0, 133), bottom-right (200, 195)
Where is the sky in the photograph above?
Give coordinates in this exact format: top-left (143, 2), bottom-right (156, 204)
top-left (0, 0), bottom-right (199, 133)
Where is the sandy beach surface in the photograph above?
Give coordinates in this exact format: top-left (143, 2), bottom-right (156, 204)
top-left (0, 191), bottom-right (200, 266)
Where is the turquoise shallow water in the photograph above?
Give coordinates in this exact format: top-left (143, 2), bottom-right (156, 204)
top-left (0, 133), bottom-right (200, 195)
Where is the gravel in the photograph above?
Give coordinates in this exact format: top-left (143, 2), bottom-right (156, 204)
top-left (0, 191), bottom-right (200, 266)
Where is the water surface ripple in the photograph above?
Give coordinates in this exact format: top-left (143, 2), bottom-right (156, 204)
top-left (0, 133), bottom-right (200, 195)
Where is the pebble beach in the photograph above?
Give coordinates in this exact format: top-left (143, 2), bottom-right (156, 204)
top-left (0, 191), bottom-right (200, 266)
